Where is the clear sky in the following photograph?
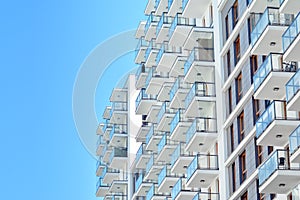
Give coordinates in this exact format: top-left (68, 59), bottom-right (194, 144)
top-left (0, 1), bottom-right (145, 199)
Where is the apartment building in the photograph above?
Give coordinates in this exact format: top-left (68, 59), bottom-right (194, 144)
top-left (96, 0), bottom-right (300, 200)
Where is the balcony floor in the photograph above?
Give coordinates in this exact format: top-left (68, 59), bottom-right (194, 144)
top-left (170, 57), bottom-right (185, 78)
top-left (283, 34), bottom-right (300, 62)
top-left (145, 165), bottom-right (164, 181)
top-left (136, 154), bottom-right (151, 169)
top-left (248, 0), bottom-right (280, 13)
top-left (96, 187), bottom-right (109, 197)
top-left (136, 72), bottom-right (148, 89)
top-left (171, 156), bottom-right (194, 174)
top-left (254, 71), bottom-right (295, 100)
top-left (157, 114), bottom-right (174, 132)
top-left (145, 25), bottom-right (157, 41)
top-left (156, 25), bottom-right (171, 44)
top-left (146, 135), bottom-right (162, 151)
top-left (136, 126), bottom-right (151, 143)
top-left (146, 105), bottom-right (161, 123)
top-left (157, 145), bottom-right (177, 163)
top-left (257, 119), bottom-right (300, 147)
top-left (291, 148), bottom-right (300, 163)
top-left (110, 157), bottom-right (127, 170)
top-left (169, 26), bottom-right (193, 47)
top-left (157, 53), bottom-right (178, 73)
top-left (109, 180), bottom-right (127, 194)
top-left (170, 121), bottom-right (192, 142)
top-left (186, 169), bottom-right (219, 188)
top-left (184, 63), bottom-right (215, 83)
top-left (158, 177), bottom-right (180, 194)
top-left (185, 98), bottom-right (216, 118)
top-left (103, 172), bottom-right (119, 185)
top-left (136, 100), bottom-right (158, 115)
top-left (259, 170), bottom-right (300, 194)
top-left (174, 191), bottom-right (197, 200)
top-left (280, 0), bottom-right (300, 14)
top-left (182, 0), bottom-right (210, 18)
top-left (110, 134), bottom-right (127, 148)
top-left (185, 132), bottom-right (218, 153)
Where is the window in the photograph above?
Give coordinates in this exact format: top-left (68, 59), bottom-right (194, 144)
top-left (234, 35), bottom-right (241, 65)
top-left (227, 50), bottom-right (231, 76)
top-left (268, 146), bottom-right (274, 155)
top-left (225, 15), bottom-right (229, 39)
top-left (236, 73), bottom-right (243, 103)
top-left (240, 151), bottom-right (247, 183)
top-left (233, 0), bottom-right (239, 27)
top-left (253, 99), bottom-right (260, 124)
top-left (232, 162), bottom-right (236, 192)
top-left (238, 111), bottom-right (245, 142)
top-left (230, 124), bottom-right (234, 153)
top-left (209, 4), bottom-right (213, 25)
top-left (257, 145), bottom-right (263, 166)
top-left (250, 55), bottom-right (258, 83)
top-left (241, 191), bottom-right (248, 200)
top-left (228, 87), bottom-right (233, 114)
top-left (202, 17), bottom-right (206, 26)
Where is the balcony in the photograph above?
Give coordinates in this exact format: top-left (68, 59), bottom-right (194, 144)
top-left (169, 76), bottom-right (191, 109)
top-left (136, 21), bottom-right (146, 39)
top-left (136, 89), bottom-right (157, 115)
top-left (96, 178), bottom-right (109, 197)
top-left (192, 192), bottom-right (219, 200)
top-left (147, 105), bottom-right (161, 123)
top-left (256, 54), bottom-right (298, 100)
top-left (184, 27), bottom-right (214, 51)
top-left (102, 146), bottom-right (112, 164)
top-left (169, 14), bottom-right (196, 47)
top-left (248, 0), bottom-right (280, 13)
top-left (109, 147), bottom-right (127, 170)
top-left (157, 82), bottom-right (174, 102)
top-left (136, 64), bottom-right (149, 89)
top-left (171, 143), bottom-right (194, 174)
top-left (155, 0), bottom-right (168, 16)
top-left (184, 47), bottom-right (215, 84)
top-left (108, 125), bottom-right (127, 148)
top-left (145, 154), bottom-right (165, 181)
top-left (135, 38), bottom-right (149, 64)
top-left (97, 123), bottom-right (104, 135)
top-left (103, 121), bottom-right (113, 141)
top-left (96, 136), bottom-right (106, 156)
top-left (136, 143), bottom-right (151, 169)
top-left (184, 82), bottom-right (216, 118)
top-left (146, 125), bottom-right (164, 152)
top-left (145, 13), bottom-right (161, 41)
top-left (171, 178), bottom-right (197, 200)
top-left (286, 70), bottom-right (300, 111)
top-left (182, 0), bottom-right (211, 18)
top-left (108, 180), bottom-right (127, 194)
top-left (105, 194), bottom-right (127, 200)
top-left (290, 125), bottom-right (300, 163)
top-left (145, 0), bottom-right (156, 15)
top-left (169, 57), bottom-right (186, 78)
top-left (146, 184), bottom-right (167, 200)
top-left (96, 160), bottom-right (106, 177)
top-left (156, 43), bottom-right (182, 73)
top-left (168, 0), bottom-right (182, 17)
top-left (156, 13), bottom-right (173, 43)
top-left (258, 150), bottom-right (300, 194)
top-left (110, 102), bottom-right (127, 125)
top-left (280, 0), bottom-right (300, 14)
top-left (283, 13), bottom-right (300, 62)
top-left (145, 67), bottom-right (172, 96)
top-left (157, 133), bottom-right (178, 163)
top-left (102, 166), bottom-right (120, 185)
top-left (103, 106), bottom-right (112, 119)
top-left (185, 118), bottom-right (218, 153)
top-left (156, 102), bottom-right (175, 132)
top-left (110, 88), bottom-right (127, 102)
top-left (256, 101), bottom-right (300, 147)
top-left (186, 154), bottom-right (219, 188)
top-left (251, 8), bottom-right (293, 55)
top-left (170, 109), bottom-right (192, 142)
top-left (158, 166), bottom-right (180, 194)
top-left (135, 173), bottom-right (153, 196)
top-left (136, 124), bottom-right (151, 142)
top-left (145, 40), bottom-right (161, 68)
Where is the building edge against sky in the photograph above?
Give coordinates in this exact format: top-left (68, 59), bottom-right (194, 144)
top-left (96, 0), bottom-right (300, 200)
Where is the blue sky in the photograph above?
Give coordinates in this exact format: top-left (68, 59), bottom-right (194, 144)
top-left (0, 1), bottom-right (145, 199)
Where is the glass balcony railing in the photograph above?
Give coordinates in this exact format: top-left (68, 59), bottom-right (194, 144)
top-left (253, 53), bottom-right (297, 92)
top-left (135, 173), bottom-right (144, 192)
top-left (145, 13), bottom-right (160, 35)
top-left (136, 143), bottom-right (145, 163)
top-left (102, 121), bottom-right (112, 134)
top-left (171, 143), bottom-right (190, 167)
top-left (184, 46), bottom-right (215, 75)
top-left (109, 148), bottom-right (127, 164)
top-left (289, 125), bottom-right (300, 156)
top-left (145, 40), bottom-right (160, 62)
top-left (251, 8), bottom-right (293, 47)
top-left (185, 82), bottom-right (216, 109)
top-left (156, 43), bottom-right (181, 65)
top-left (286, 70), bottom-right (300, 103)
top-left (182, 0), bottom-right (188, 12)
top-left (256, 101), bottom-right (299, 138)
top-left (171, 178), bottom-right (182, 200)
top-left (136, 38), bottom-right (149, 57)
top-left (186, 117), bottom-right (217, 144)
top-left (168, 0), bottom-right (174, 10)
top-left (145, 66), bottom-right (169, 88)
top-left (158, 133), bottom-right (167, 155)
top-left (110, 102), bottom-right (127, 118)
top-left (283, 12), bottom-right (300, 52)
top-left (170, 76), bottom-right (190, 102)
top-left (170, 109), bottom-right (185, 134)
top-left (97, 135), bottom-right (105, 147)
top-left (155, 0), bottom-right (160, 9)
top-left (169, 14), bottom-right (196, 39)
top-left (146, 125), bottom-right (155, 144)
top-left (258, 150), bottom-right (298, 186)
top-left (146, 184), bottom-right (155, 200)
top-left (158, 166), bottom-right (174, 187)
top-left (136, 88), bottom-right (155, 110)
top-left (101, 166), bottom-right (120, 178)
top-left (96, 159), bottom-right (105, 173)
top-left (110, 195), bottom-right (127, 200)
top-left (186, 154), bottom-right (219, 181)
top-left (146, 154), bottom-right (154, 174)
top-left (96, 178), bottom-right (109, 190)
top-left (156, 13), bottom-right (173, 37)
top-left (109, 125), bottom-right (127, 141)
top-left (192, 192), bottom-right (219, 200)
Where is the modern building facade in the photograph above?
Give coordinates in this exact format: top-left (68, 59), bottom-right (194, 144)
top-left (96, 0), bottom-right (300, 199)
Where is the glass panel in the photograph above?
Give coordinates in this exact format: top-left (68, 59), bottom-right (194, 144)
top-left (286, 70), bottom-right (300, 103)
top-left (290, 125), bottom-right (300, 155)
top-left (171, 178), bottom-right (182, 200)
top-left (158, 166), bottom-right (167, 186)
top-left (283, 13), bottom-right (300, 52)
